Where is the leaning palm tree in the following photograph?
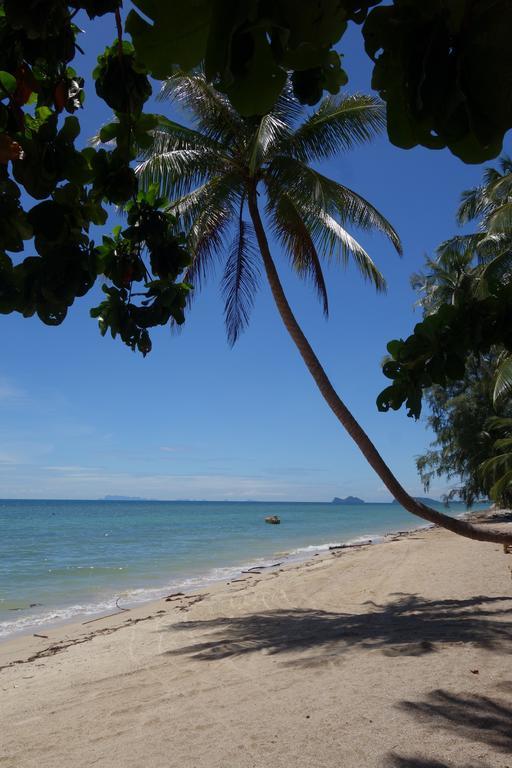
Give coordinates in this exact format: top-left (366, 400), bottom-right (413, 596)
top-left (136, 73), bottom-right (511, 544)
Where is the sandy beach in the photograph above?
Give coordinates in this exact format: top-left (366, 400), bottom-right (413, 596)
top-left (2, 522), bottom-right (512, 768)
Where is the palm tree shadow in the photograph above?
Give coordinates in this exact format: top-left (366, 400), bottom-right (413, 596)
top-left (399, 688), bottom-right (512, 753)
top-left (163, 593), bottom-right (512, 666)
top-left (385, 757), bottom-right (492, 768)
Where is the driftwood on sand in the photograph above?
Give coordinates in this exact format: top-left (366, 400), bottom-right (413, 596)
top-left (329, 541), bottom-right (372, 551)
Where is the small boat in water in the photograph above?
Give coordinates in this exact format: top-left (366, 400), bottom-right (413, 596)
top-left (265, 515), bottom-right (281, 525)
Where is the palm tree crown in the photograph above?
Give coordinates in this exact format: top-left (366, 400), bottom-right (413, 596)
top-left (136, 74), bottom-right (401, 344)
top-left (412, 156), bottom-right (512, 316)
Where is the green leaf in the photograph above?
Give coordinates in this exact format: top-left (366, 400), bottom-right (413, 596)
top-left (494, 356), bottom-right (512, 405)
top-left (126, 2), bottom-right (212, 79)
top-left (0, 70), bottom-right (16, 95)
top-left (218, 29), bottom-right (287, 117)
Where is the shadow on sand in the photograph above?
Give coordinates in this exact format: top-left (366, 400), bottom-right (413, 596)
top-left (163, 593), bottom-right (512, 666)
top-left (399, 687), bottom-right (512, 753)
top-left (385, 683), bottom-right (512, 768)
top-left (384, 756), bottom-right (493, 768)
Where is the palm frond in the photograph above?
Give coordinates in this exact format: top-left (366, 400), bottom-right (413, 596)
top-left (148, 115), bottom-right (226, 152)
top-left (136, 147), bottom-right (227, 199)
top-left (266, 156), bottom-right (402, 254)
top-left (456, 185), bottom-right (493, 225)
top-left (136, 115), bottom-right (232, 199)
top-left (159, 74), bottom-right (247, 146)
top-left (169, 174), bottom-right (243, 289)
top-left (499, 156), bottom-right (512, 175)
top-left (494, 356), bottom-right (512, 405)
top-left (270, 194), bottom-right (329, 315)
top-left (493, 436), bottom-right (512, 451)
top-left (476, 248), bottom-right (512, 297)
top-left (490, 468), bottom-right (512, 500)
top-left (487, 202), bottom-right (512, 233)
top-left (436, 234), bottom-right (482, 263)
top-left (221, 214), bottom-right (260, 345)
top-left (270, 82), bottom-right (303, 128)
top-left (281, 94), bottom-right (385, 164)
top-left (485, 416), bottom-right (512, 431)
top-left (486, 169), bottom-right (512, 204)
top-left (304, 206), bottom-right (387, 291)
top-left (248, 113), bottom-right (289, 176)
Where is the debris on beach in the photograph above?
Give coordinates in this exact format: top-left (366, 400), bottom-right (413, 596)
top-left (329, 540), bottom-right (372, 551)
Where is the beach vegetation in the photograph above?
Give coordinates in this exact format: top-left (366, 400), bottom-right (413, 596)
top-left (416, 353), bottom-right (512, 507)
top-left (480, 417), bottom-right (512, 507)
top-left (379, 157), bottom-right (512, 420)
top-left (389, 158), bottom-right (512, 506)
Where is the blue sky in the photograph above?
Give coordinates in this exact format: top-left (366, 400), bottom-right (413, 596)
top-left (1, 13), bottom-right (509, 501)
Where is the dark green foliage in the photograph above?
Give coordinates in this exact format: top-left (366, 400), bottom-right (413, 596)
top-left (91, 186), bottom-right (190, 355)
top-left (125, 1), bottom-right (372, 115)
top-left (382, 157), bottom-right (512, 505)
top-left (94, 41), bottom-right (151, 115)
top-left (377, 285), bottom-right (512, 419)
top-left (363, 0), bottom-right (512, 163)
top-left (0, 2), bottom-right (190, 352)
top-left (1, 1), bottom-right (512, 356)
top-left (415, 354), bottom-right (511, 507)
top-left (69, 0), bottom-right (121, 18)
top-left (125, 0), bottom-right (512, 162)
top-left (378, 157), bottom-right (512, 418)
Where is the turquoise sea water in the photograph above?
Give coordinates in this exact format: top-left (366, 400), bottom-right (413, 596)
top-left (0, 498), bottom-right (483, 639)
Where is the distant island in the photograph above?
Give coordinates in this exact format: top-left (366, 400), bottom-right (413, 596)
top-left (102, 495), bottom-right (150, 501)
top-left (331, 496), bottom-right (440, 506)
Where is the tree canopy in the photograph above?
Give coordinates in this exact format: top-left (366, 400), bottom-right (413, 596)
top-left (1, 1), bottom-right (512, 351)
top-left (0, 1), bottom-right (192, 354)
top-left (416, 353), bottom-right (512, 507)
top-left (378, 157), bottom-right (512, 419)
top-left (126, 0), bottom-right (512, 163)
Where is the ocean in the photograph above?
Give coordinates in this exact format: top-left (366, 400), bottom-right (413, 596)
top-left (0, 498), bottom-right (483, 639)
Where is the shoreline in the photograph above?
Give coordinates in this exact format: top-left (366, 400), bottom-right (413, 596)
top-left (0, 523), bottom-right (431, 666)
top-left (0, 502), bottom-right (493, 643)
top-left (1, 515), bottom-right (435, 643)
top-left (2, 517), bottom-right (511, 768)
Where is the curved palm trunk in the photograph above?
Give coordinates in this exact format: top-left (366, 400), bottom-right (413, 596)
top-left (247, 188), bottom-right (512, 545)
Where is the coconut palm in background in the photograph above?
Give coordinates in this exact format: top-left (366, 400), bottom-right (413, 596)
top-left (411, 157), bottom-right (512, 407)
top-left (480, 417), bottom-right (512, 507)
top-left (136, 73), bottom-right (510, 543)
top-left (457, 158), bottom-right (512, 406)
top-left (408, 157), bottom-right (512, 506)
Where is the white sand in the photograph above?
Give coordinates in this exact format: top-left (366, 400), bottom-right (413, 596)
top-left (1, 525), bottom-right (512, 768)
